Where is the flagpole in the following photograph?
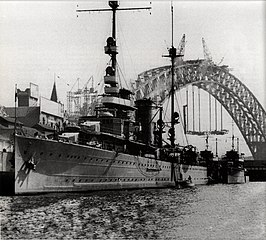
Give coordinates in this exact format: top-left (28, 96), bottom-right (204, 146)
top-left (14, 84), bottom-right (17, 132)
top-left (14, 84), bottom-right (17, 152)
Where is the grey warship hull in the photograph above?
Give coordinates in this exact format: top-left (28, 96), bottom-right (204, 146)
top-left (14, 135), bottom-right (208, 194)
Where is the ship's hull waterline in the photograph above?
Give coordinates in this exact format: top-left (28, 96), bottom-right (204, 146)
top-left (227, 170), bottom-right (245, 184)
top-left (14, 135), bottom-right (208, 194)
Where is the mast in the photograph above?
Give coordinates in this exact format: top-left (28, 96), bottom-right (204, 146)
top-left (110, 1), bottom-right (118, 74)
top-left (77, 2), bottom-right (151, 90)
top-left (158, 106), bottom-right (163, 148)
top-left (215, 138), bottom-right (218, 157)
top-left (14, 84), bottom-right (17, 147)
top-left (162, 2), bottom-right (183, 183)
top-left (163, 2), bottom-right (183, 147)
top-left (231, 121), bottom-right (235, 150)
top-left (170, 3), bottom-right (175, 147)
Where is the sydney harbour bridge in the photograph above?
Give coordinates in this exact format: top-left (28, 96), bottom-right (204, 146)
top-left (133, 35), bottom-right (266, 162)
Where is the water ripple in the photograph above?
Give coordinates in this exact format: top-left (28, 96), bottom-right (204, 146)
top-left (0, 182), bottom-right (265, 239)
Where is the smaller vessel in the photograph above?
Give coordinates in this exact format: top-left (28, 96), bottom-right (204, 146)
top-left (220, 136), bottom-right (245, 184)
top-left (198, 135), bottom-right (219, 184)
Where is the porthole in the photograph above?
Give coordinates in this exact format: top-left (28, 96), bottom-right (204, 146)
top-left (58, 154), bottom-right (61, 158)
top-left (73, 179), bottom-right (75, 182)
top-left (40, 152), bottom-right (44, 155)
top-left (49, 153), bottom-right (53, 156)
top-left (66, 179), bottom-right (68, 182)
top-left (24, 151), bottom-right (27, 154)
top-left (79, 179), bottom-right (81, 182)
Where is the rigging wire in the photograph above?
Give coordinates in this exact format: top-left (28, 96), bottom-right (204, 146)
top-left (209, 92), bottom-right (212, 132)
top-left (220, 102), bottom-right (223, 130)
top-left (117, 20), bottom-right (127, 82)
top-left (163, 94), bottom-right (171, 125)
top-left (198, 87), bottom-right (201, 132)
top-left (186, 85), bottom-right (189, 131)
top-left (215, 98), bottom-right (218, 131)
top-left (116, 62), bottom-right (130, 89)
top-left (77, 10), bottom-right (111, 90)
top-left (192, 85), bottom-right (195, 132)
top-left (117, 18), bottom-right (138, 81)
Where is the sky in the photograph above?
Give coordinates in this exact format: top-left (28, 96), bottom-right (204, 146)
top-left (0, 0), bottom-right (265, 155)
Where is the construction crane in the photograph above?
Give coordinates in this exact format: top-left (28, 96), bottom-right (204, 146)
top-left (202, 39), bottom-right (233, 71)
top-left (202, 37), bottom-right (214, 64)
top-left (177, 34), bottom-right (186, 56)
top-left (67, 76), bottom-right (97, 117)
top-left (174, 34), bottom-right (186, 66)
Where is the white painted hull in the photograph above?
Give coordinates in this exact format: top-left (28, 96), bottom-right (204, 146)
top-left (14, 135), bottom-right (208, 194)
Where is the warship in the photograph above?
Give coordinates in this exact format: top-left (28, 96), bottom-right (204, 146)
top-left (10, 1), bottom-right (209, 194)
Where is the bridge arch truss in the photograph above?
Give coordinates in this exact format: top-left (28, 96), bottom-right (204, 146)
top-left (134, 60), bottom-right (266, 158)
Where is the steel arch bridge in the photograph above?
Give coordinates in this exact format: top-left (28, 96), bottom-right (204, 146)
top-left (133, 59), bottom-right (266, 159)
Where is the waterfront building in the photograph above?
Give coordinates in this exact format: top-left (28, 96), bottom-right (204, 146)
top-left (4, 83), bottom-right (64, 135)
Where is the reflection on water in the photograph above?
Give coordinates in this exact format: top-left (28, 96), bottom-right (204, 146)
top-left (0, 182), bottom-right (265, 239)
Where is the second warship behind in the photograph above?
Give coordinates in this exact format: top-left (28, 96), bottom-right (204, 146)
top-left (12, 1), bottom-right (209, 194)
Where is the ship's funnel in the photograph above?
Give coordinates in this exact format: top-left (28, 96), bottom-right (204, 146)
top-left (135, 99), bottom-right (155, 145)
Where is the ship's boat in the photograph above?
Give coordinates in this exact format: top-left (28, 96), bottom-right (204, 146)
top-left (10, 1), bottom-right (208, 194)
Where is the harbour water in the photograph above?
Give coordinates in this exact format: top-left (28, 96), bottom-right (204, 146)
top-left (0, 182), bottom-right (265, 239)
